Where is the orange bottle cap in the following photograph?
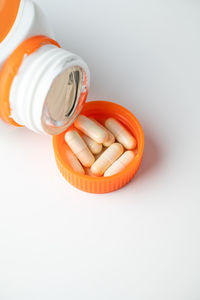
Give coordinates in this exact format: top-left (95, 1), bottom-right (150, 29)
top-left (53, 101), bottom-right (144, 194)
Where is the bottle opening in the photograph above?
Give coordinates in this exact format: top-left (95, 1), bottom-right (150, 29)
top-left (41, 65), bottom-right (88, 135)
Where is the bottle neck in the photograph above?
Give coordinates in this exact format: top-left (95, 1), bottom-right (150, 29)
top-left (9, 44), bottom-right (90, 134)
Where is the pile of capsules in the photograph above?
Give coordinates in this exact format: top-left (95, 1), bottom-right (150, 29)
top-left (65, 115), bottom-right (137, 177)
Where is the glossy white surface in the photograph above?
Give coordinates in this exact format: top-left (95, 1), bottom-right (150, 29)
top-left (0, 0), bottom-right (199, 299)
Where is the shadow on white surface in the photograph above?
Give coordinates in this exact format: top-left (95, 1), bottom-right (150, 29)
top-left (134, 129), bottom-right (162, 182)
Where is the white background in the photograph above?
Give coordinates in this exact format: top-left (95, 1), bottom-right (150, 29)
top-left (0, 0), bottom-right (200, 299)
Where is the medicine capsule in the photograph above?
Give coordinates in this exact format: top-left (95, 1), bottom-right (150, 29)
top-left (91, 143), bottom-right (124, 176)
top-left (85, 167), bottom-right (97, 177)
top-left (66, 147), bottom-right (85, 175)
top-left (65, 130), bottom-right (95, 167)
top-left (105, 118), bottom-right (137, 150)
top-left (103, 131), bottom-right (115, 147)
top-left (92, 119), bottom-right (115, 147)
top-left (74, 115), bottom-right (108, 144)
top-left (104, 151), bottom-right (135, 177)
top-left (95, 147), bottom-right (106, 160)
top-left (81, 133), bottom-right (103, 154)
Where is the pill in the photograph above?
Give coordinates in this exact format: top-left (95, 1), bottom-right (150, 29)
top-left (91, 143), bottom-right (124, 176)
top-left (81, 133), bottom-right (103, 154)
top-left (104, 151), bottom-right (135, 177)
top-left (95, 146), bottom-right (106, 160)
top-left (65, 147), bottom-right (85, 174)
top-left (65, 130), bottom-right (95, 167)
top-left (103, 131), bottom-right (115, 147)
top-left (74, 115), bottom-right (108, 143)
top-left (105, 118), bottom-right (136, 150)
top-left (85, 167), bottom-right (97, 177)
top-left (91, 119), bottom-right (115, 147)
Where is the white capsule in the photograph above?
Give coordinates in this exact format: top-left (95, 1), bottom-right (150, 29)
top-left (91, 119), bottom-right (115, 147)
top-left (85, 167), bottom-right (97, 177)
top-left (95, 147), bottom-right (106, 160)
top-left (65, 130), bottom-right (95, 167)
top-left (91, 143), bottom-right (124, 176)
top-left (81, 133), bottom-right (103, 154)
top-left (103, 131), bottom-right (115, 147)
top-left (65, 147), bottom-right (85, 174)
top-left (74, 115), bottom-right (108, 144)
top-left (105, 118), bottom-right (137, 150)
top-left (104, 151), bottom-right (135, 177)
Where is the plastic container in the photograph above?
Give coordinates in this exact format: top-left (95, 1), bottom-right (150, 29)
top-left (0, 0), bottom-right (144, 193)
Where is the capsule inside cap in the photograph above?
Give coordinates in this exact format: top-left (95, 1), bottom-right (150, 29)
top-left (104, 150), bottom-right (135, 177)
top-left (74, 115), bottom-right (108, 144)
top-left (91, 143), bottom-right (124, 176)
top-left (105, 118), bottom-right (137, 150)
top-left (65, 130), bottom-right (95, 167)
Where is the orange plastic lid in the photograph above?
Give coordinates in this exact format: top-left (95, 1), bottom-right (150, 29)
top-left (0, 0), bottom-right (21, 43)
top-left (53, 101), bottom-right (144, 194)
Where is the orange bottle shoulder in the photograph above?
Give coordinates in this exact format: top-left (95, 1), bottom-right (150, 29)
top-left (0, 0), bottom-right (21, 43)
